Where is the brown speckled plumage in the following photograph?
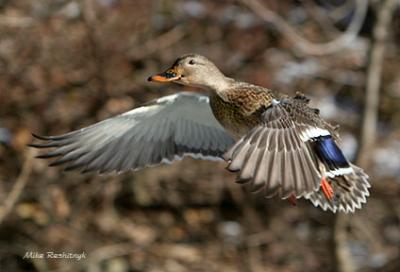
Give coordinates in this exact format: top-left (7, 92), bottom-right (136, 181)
top-left (209, 82), bottom-right (278, 138)
top-left (30, 54), bottom-right (370, 213)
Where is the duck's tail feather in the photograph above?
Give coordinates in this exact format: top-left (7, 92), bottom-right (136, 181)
top-left (306, 163), bottom-right (370, 213)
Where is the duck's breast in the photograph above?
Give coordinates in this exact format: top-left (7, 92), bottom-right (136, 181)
top-left (209, 94), bottom-right (260, 139)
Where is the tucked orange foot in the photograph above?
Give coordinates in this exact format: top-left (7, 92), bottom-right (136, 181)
top-left (321, 176), bottom-right (334, 200)
top-left (288, 194), bottom-right (297, 206)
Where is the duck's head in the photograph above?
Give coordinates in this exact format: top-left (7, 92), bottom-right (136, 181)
top-left (148, 54), bottom-right (230, 90)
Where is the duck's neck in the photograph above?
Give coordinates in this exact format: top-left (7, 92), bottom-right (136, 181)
top-left (207, 76), bottom-right (235, 99)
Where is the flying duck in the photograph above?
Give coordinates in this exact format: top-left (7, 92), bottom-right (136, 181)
top-left (30, 54), bottom-right (370, 213)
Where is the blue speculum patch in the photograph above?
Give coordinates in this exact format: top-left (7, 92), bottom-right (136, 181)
top-left (312, 136), bottom-right (349, 169)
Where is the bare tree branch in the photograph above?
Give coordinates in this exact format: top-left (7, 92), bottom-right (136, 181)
top-left (333, 1), bottom-right (397, 272)
top-left (240, 0), bottom-right (368, 56)
top-left (0, 149), bottom-right (35, 225)
top-left (128, 25), bottom-right (186, 60)
top-left (333, 213), bottom-right (356, 272)
top-left (0, 15), bottom-right (33, 27)
top-left (356, 0), bottom-right (398, 168)
top-left (86, 243), bottom-right (133, 272)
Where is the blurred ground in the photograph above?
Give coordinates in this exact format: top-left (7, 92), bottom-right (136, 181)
top-left (0, 0), bottom-right (399, 271)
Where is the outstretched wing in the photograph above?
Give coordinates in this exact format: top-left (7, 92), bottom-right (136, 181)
top-left (224, 96), bottom-right (330, 199)
top-left (30, 92), bottom-right (235, 173)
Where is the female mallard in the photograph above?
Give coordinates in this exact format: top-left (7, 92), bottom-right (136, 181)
top-left (31, 54), bottom-right (370, 213)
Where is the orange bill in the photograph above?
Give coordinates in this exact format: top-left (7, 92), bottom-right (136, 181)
top-left (148, 68), bottom-right (181, 82)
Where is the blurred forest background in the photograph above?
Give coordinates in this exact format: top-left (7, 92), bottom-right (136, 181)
top-left (0, 0), bottom-right (399, 271)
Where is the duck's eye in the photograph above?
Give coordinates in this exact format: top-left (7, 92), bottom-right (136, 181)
top-left (188, 59), bottom-right (195, 65)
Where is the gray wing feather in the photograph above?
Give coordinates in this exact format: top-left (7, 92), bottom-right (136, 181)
top-left (224, 102), bottom-right (322, 198)
top-left (31, 92), bottom-right (235, 173)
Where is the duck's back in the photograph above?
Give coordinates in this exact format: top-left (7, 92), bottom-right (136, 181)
top-left (209, 82), bottom-right (277, 138)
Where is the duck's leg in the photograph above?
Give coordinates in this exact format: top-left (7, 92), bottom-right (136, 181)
top-left (321, 176), bottom-right (334, 200)
top-left (288, 194), bottom-right (297, 206)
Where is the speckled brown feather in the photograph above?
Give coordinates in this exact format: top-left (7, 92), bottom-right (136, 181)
top-left (210, 81), bottom-right (286, 138)
top-left (209, 93), bottom-right (260, 138)
top-left (224, 85), bottom-right (273, 116)
top-left (282, 93), bottom-right (340, 140)
top-left (217, 87), bottom-right (350, 199)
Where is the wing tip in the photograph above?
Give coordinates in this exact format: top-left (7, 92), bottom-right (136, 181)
top-left (31, 132), bottom-right (51, 141)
